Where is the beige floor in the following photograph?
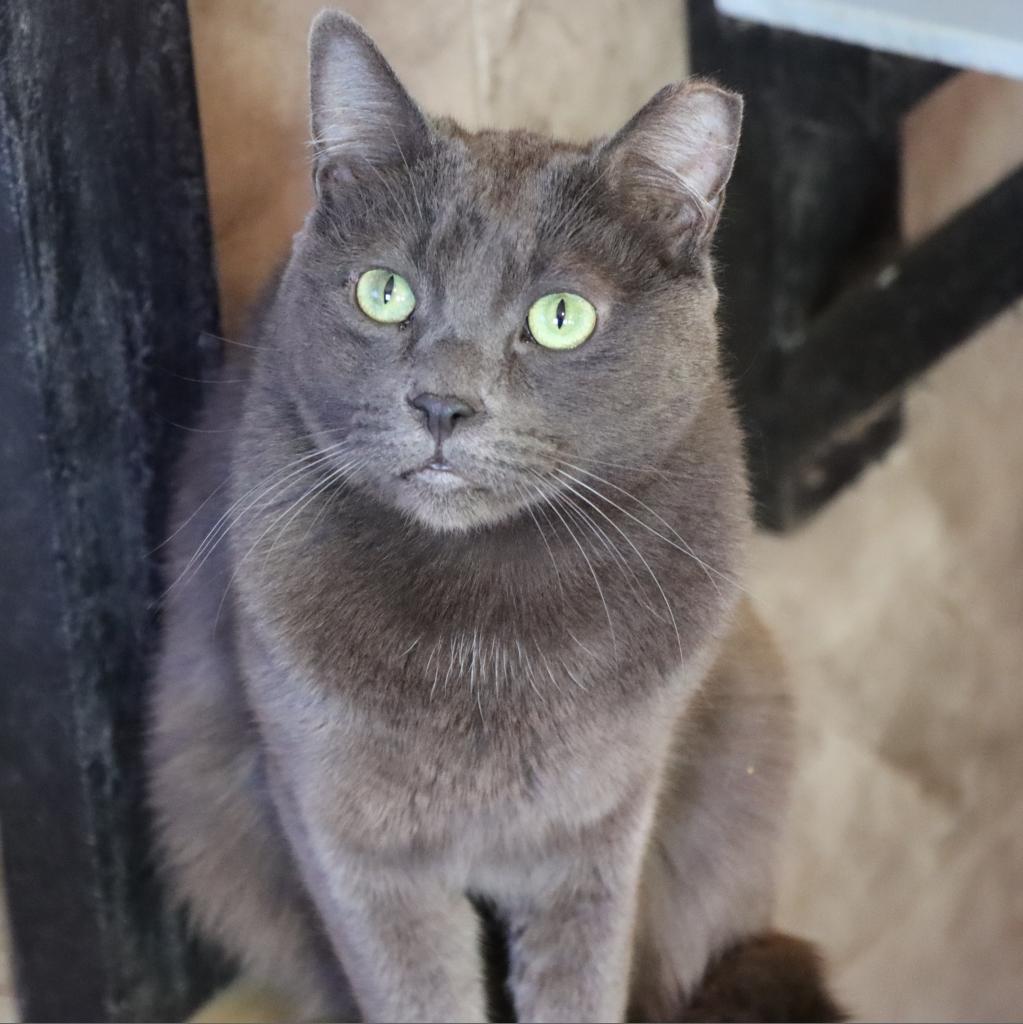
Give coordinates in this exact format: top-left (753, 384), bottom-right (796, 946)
top-left (765, 296), bottom-right (1023, 1021)
top-left (2, 4), bottom-right (1021, 1021)
top-left (764, 71), bottom-right (1023, 1022)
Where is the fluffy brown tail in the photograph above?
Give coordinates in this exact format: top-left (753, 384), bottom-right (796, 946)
top-left (674, 932), bottom-right (845, 1023)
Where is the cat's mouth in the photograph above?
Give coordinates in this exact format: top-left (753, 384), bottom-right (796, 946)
top-left (400, 458), bottom-right (481, 491)
top-left (390, 455), bottom-right (523, 531)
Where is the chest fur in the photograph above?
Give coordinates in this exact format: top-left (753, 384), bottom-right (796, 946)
top-left (242, 613), bottom-right (685, 865)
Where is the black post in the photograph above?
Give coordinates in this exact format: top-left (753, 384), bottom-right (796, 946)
top-left (759, 166), bottom-right (1023, 518)
top-left (0, 1), bottom-right (224, 1018)
top-left (688, 0), bottom-right (956, 527)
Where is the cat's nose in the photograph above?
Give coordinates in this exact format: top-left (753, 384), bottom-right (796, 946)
top-left (408, 392), bottom-right (479, 445)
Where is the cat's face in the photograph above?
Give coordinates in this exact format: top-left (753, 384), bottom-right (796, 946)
top-left (274, 12), bottom-right (741, 534)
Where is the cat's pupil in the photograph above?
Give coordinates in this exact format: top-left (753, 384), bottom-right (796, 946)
top-left (556, 298), bottom-right (566, 329)
top-left (383, 275), bottom-right (395, 303)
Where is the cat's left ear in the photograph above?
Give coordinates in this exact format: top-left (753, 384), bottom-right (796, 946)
top-left (309, 10), bottom-right (433, 196)
top-left (603, 81), bottom-right (742, 261)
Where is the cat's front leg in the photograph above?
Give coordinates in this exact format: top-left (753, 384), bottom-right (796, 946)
top-left (268, 772), bottom-right (487, 1023)
top-left (497, 794), bottom-right (656, 1023)
top-left (316, 862), bottom-right (487, 1024)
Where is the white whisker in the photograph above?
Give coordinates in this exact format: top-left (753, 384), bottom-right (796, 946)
top-left (161, 440), bottom-right (352, 602)
top-left (529, 470), bottom-right (618, 658)
top-left (551, 460), bottom-right (743, 598)
top-left (212, 454), bottom-right (362, 631)
top-left (551, 469), bottom-right (685, 667)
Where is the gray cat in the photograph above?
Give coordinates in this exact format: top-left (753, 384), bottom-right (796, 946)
top-left (149, 10), bottom-right (838, 1023)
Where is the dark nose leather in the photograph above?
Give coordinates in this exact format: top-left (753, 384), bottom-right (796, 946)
top-left (408, 392), bottom-right (478, 445)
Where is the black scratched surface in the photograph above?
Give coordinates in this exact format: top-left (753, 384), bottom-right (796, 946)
top-left (762, 166), bottom-right (1023, 521)
top-left (0, 1), bottom-right (225, 1018)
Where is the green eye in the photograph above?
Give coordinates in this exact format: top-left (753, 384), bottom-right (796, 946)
top-left (355, 268), bottom-right (416, 324)
top-left (526, 292), bottom-right (597, 350)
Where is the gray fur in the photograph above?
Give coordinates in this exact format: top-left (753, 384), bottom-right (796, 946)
top-left (148, 10), bottom-right (792, 1022)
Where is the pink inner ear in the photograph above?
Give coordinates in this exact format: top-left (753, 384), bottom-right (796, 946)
top-left (606, 82), bottom-right (742, 258)
top-left (309, 11), bottom-right (432, 176)
top-left (644, 86), bottom-right (742, 204)
top-left (673, 88), bottom-right (742, 200)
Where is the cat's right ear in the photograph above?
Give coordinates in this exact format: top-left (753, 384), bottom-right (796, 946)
top-left (309, 10), bottom-right (432, 196)
top-left (602, 81), bottom-right (743, 263)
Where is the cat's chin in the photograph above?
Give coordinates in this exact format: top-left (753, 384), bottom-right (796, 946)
top-left (390, 474), bottom-right (522, 535)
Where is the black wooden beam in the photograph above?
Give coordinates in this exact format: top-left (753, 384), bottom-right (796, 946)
top-left (0, 1), bottom-right (225, 1019)
top-left (758, 166), bottom-right (1023, 522)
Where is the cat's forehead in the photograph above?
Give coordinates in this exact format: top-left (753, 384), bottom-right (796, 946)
top-left (433, 123), bottom-right (590, 212)
top-left (410, 127), bottom-right (613, 289)
top-left (317, 124), bottom-right (646, 303)
top-left (450, 125), bottom-right (586, 176)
